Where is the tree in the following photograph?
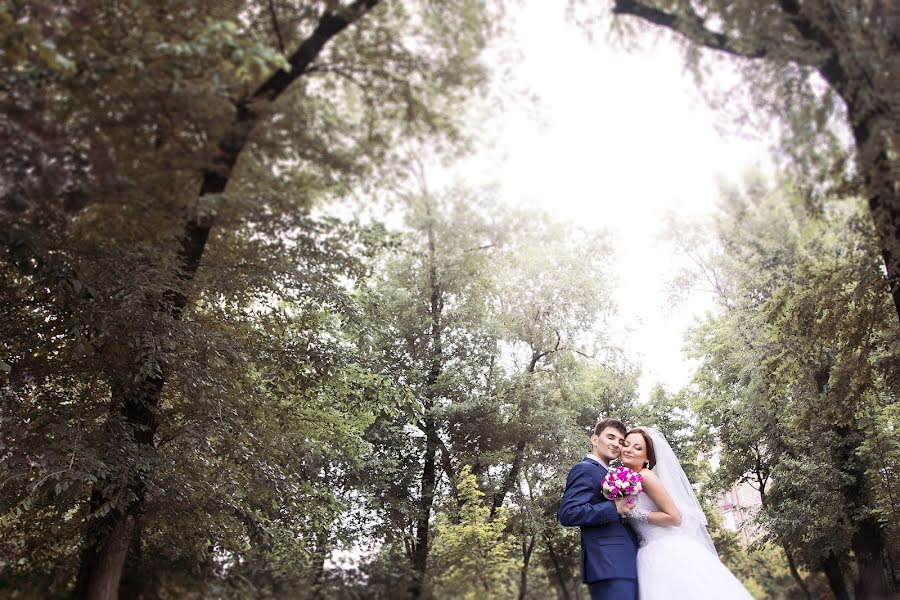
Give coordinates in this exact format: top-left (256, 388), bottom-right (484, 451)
top-left (1, 1), bottom-right (497, 597)
top-left (351, 185), bottom-right (631, 599)
top-left (355, 184), bottom-right (508, 599)
top-left (486, 214), bottom-right (616, 512)
top-left (599, 0), bottom-right (900, 322)
top-left (429, 466), bottom-right (520, 600)
top-left (683, 173), bottom-right (899, 598)
top-left (0, 205), bottom-right (400, 597)
top-left (706, 509), bottom-right (813, 600)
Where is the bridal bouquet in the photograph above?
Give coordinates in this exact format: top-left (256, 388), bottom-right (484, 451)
top-left (601, 466), bottom-right (643, 501)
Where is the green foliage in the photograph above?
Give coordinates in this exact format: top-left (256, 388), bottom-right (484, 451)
top-left (856, 402), bottom-right (900, 567)
top-left (1, 0), bottom-right (500, 596)
top-left (430, 466), bottom-right (520, 600)
top-left (706, 477), bottom-right (826, 599)
top-left (681, 172), bottom-right (900, 595)
top-left (340, 180), bottom-right (634, 599)
top-left (12, 1), bottom-right (894, 598)
top-left (636, 384), bottom-right (713, 485)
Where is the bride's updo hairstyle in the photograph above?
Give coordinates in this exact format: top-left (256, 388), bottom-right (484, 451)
top-left (626, 428), bottom-right (657, 469)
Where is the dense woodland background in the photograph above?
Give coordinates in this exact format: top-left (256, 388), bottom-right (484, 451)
top-left (1, 1), bottom-right (898, 599)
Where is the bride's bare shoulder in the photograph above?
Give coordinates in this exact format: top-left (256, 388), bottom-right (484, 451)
top-left (639, 468), bottom-right (661, 484)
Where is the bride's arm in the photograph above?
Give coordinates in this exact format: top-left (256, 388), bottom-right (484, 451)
top-left (632, 469), bottom-right (681, 527)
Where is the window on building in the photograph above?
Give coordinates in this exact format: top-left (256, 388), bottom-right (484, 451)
top-left (723, 511), bottom-right (737, 531)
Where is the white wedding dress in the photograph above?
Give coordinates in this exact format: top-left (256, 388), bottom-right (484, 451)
top-left (630, 428), bottom-right (754, 600)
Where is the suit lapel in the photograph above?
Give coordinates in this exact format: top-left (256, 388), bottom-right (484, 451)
top-left (582, 457), bottom-right (608, 476)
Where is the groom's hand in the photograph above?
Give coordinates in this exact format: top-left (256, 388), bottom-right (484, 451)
top-left (614, 497), bottom-right (633, 516)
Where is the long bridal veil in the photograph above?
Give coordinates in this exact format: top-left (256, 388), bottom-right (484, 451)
top-left (642, 426), bottom-right (718, 555)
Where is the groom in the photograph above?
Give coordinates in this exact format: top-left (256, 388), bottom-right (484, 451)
top-left (559, 418), bottom-right (638, 600)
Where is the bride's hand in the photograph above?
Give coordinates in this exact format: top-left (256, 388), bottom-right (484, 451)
top-left (614, 497), bottom-right (633, 516)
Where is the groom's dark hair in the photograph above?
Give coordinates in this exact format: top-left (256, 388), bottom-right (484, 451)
top-left (593, 418), bottom-right (626, 437)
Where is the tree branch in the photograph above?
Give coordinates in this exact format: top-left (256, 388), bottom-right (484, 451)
top-left (612, 0), bottom-right (767, 59)
top-left (171, 0), bottom-right (382, 313)
top-left (775, 0), bottom-right (846, 86)
top-left (268, 0), bottom-right (286, 54)
top-left (416, 419), bottom-right (456, 484)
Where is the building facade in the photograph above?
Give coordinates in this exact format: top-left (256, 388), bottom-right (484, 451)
top-left (716, 480), bottom-right (763, 545)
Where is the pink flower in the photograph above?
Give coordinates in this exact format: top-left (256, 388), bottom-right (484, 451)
top-left (601, 466), bottom-right (644, 500)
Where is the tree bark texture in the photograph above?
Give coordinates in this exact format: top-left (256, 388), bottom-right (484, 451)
top-left (821, 552), bottom-right (852, 600)
top-left (75, 505), bottom-right (137, 600)
top-left (75, 376), bottom-right (161, 599)
top-left (409, 417), bottom-right (438, 600)
top-left (851, 510), bottom-right (896, 598)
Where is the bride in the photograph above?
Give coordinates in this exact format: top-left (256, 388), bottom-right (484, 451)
top-left (620, 427), bottom-right (753, 600)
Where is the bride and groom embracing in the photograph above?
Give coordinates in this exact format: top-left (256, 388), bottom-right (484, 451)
top-left (559, 418), bottom-right (753, 600)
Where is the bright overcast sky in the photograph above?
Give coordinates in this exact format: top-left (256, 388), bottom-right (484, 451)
top-left (442, 1), bottom-right (774, 400)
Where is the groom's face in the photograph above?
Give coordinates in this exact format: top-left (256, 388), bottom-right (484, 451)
top-left (591, 426), bottom-right (625, 462)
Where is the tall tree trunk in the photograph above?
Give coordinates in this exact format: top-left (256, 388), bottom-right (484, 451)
top-left (772, 0), bottom-right (900, 323)
top-left (72, 4), bottom-right (380, 597)
top-left (75, 500), bottom-right (138, 600)
top-left (75, 377), bottom-right (160, 600)
top-left (409, 416), bottom-right (438, 600)
top-left (409, 205), bottom-right (444, 600)
top-left (310, 527), bottom-right (331, 600)
top-left (832, 80), bottom-right (900, 322)
top-left (518, 533), bottom-right (536, 600)
top-left (492, 440), bottom-right (526, 518)
top-left (119, 513), bottom-right (151, 599)
top-left (611, 0), bottom-right (900, 324)
top-left (851, 517), bottom-right (895, 599)
top-left (758, 474), bottom-right (811, 600)
top-left (861, 148), bottom-right (900, 323)
top-left (836, 423), bottom-right (895, 597)
top-left (491, 350), bottom-right (547, 516)
top-left (817, 425), bottom-right (853, 600)
top-left (543, 533), bottom-right (571, 600)
top-left (782, 544), bottom-right (813, 600)
top-left (822, 552), bottom-right (853, 600)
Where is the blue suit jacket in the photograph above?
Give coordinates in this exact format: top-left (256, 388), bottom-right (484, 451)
top-left (559, 458), bottom-right (638, 583)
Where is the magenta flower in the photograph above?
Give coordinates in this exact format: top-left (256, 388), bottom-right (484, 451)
top-left (601, 466), bottom-right (644, 500)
